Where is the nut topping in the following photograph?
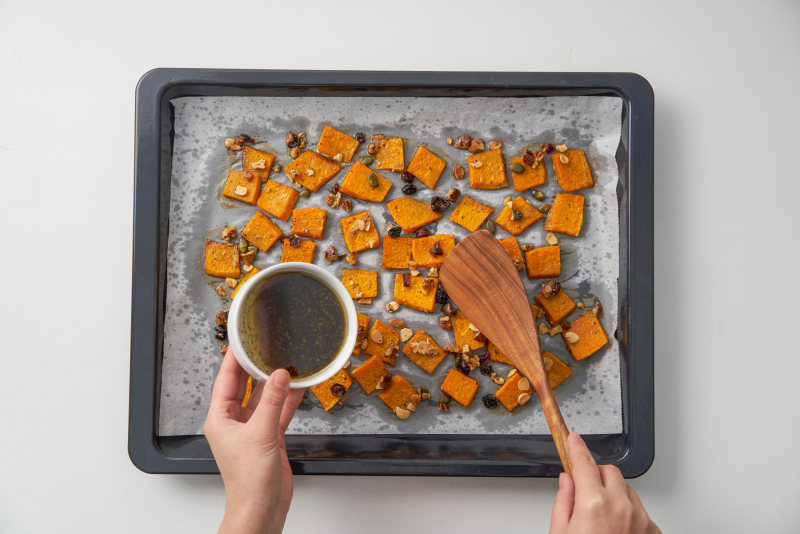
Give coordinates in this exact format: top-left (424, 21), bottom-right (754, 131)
top-left (541, 280), bottom-right (561, 298)
top-left (453, 134), bottom-right (471, 149)
top-left (225, 277), bottom-right (238, 289)
top-left (546, 232), bottom-right (559, 245)
top-left (564, 331), bottom-right (580, 343)
top-left (467, 138), bottom-right (485, 153)
top-left (399, 328), bottom-right (413, 342)
top-left (555, 144), bottom-right (568, 153)
top-left (386, 301), bottom-right (401, 313)
top-left (488, 140), bottom-right (503, 150)
top-left (221, 225), bottom-right (237, 241)
top-left (388, 317), bottom-right (405, 328)
top-left (559, 154), bottom-right (569, 164)
top-left (517, 378), bottom-right (530, 392)
top-left (517, 393), bottom-right (532, 406)
top-left (394, 406), bottom-right (411, 420)
top-left (453, 165), bottom-right (465, 180)
top-left (370, 330), bottom-right (383, 344)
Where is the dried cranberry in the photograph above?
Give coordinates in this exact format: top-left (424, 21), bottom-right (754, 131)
top-left (402, 272), bottom-right (411, 287)
top-left (400, 170), bottom-right (416, 183)
top-left (289, 235), bottom-right (301, 248)
top-left (402, 183), bottom-right (417, 195)
top-left (479, 361), bottom-right (493, 376)
top-left (387, 225), bottom-right (401, 238)
top-left (354, 132), bottom-right (366, 143)
top-left (481, 393), bottom-right (498, 409)
top-left (456, 359), bottom-right (471, 375)
top-left (430, 196), bottom-right (450, 213)
top-left (429, 240), bottom-right (443, 255)
top-left (522, 149), bottom-right (536, 167)
top-left (378, 373), bottom-right (392, 390)
top-left (329, 182), bottom-right (340, 194)
top-left (435, 287), bottom-right (449, 304)
top-left (330, 383), bottom-right (346, 397)
top-left (415, 227), bottom-right (430, 238)
top-left (213, 325), bottom-right (227, 341)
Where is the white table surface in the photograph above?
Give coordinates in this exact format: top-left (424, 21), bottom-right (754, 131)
top-left (2, 1), bottom-right (799, 532)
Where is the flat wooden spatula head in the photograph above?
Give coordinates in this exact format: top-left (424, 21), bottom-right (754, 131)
top-left (440, 230), bottom-right (572, 474)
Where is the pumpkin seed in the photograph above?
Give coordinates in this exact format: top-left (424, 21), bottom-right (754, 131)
top-left (509, 162), bottom-right (525, 174)
top-left (537, 204), bottom-right (551, 214)
top-left (486, 220), bottom-right (497, 234)
top-left (532, 190), bottom-right (545, 201)
top-left (299, 188), bottom-right (311, 198)
top-left (367, 173), bottom-right (379, 188)
top-left (360, 155), bottom-right (374, 166)
top-left (511, 210), bottom-right (523, 221)
top-left (238, 237), bottom-right (249, 254)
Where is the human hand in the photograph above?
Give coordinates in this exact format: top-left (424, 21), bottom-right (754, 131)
top-left (204, 349), bottom-right (305, 534)
top-left (550, 432), bottom-right (660, 534)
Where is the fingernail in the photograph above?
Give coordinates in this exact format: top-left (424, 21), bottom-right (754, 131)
top-left (271, 369), bottom-right (290, 388)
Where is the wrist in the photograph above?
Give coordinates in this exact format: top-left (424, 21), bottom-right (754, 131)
top-left (219, 501), bottom-right (284, 534)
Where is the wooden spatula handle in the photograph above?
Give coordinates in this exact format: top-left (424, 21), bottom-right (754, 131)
top-left (536, 376), bottom-right (572, 475)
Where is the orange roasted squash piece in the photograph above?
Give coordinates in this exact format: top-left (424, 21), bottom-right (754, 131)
top-left (468, 148), bottom-right (508, 189)
top-left (451, 311), bottom-right (486, 351)
top-left (204, 241), bottom-right (240, 279)
top-left (402, 330), bottom-right (448, 374)
top-left (386, 197), bottom-right (443, 233)
top-left (316, 125), bottom-right (361, 163)
top-left (374, 137), bottom-right (404, 172)
top-left (524, 245), bottom-right (561, 279)
top-left (498, 236), bottom-right (524, 271)
top-left (377, 374), bottom-right (417, 412)
top-left (509, 156), bottom-right (546, 192)
top-left (411, 234), bottom-right (455, 268)
top-left (241, 211), bottom-right (282, 253)
top-left (257, 179), bottom-right (299, 221)
top-left (340, 162), bottom-right (392, 202)
top-left (393, 274), bottom-right (438, 313)
top-left (382, 236), bottom-right (413, 270)
top-left (552, 149), bottom-right (594, 191)
top-left (291, 207), bottom-right (327, 239)
top-left (284, 150), bottom-right (341, 192)
top-left (309, 368), bottom-right (353, 411)
top-left (351, 312), bottom-right (371, 356)
top-left (495, 370), bottom-right (534, 411)
top-left (440, 368), bottom-right (480, 408)
top-left (534, 287), bottom-right (576, 325)
top-left (341, 269), bottom-right (378, 299)
top-left (222, 170), bottom-right (262, 205)
top-left (542, 351), bottom-right (572, 389)
top-left (544, 193), bottom-right (585, 237)
top-left (449, 196), bottom-right (494, 232)
top-left (242, 145), bottom-right (275, 180)
top-left (406, 146), bottom-right (446, 189)
top-left (562, 311), bottom-right (608, 360)
top-left (365, 320), bottom-right (401, 365)
top-left (340, 211), bottom-right (380, 253)
top-left (495, 196), bottom-right (543, 236)
top-left (280, 238), bottom-right (316, 263)
top-left (351, 355), bottom-right (390, 395)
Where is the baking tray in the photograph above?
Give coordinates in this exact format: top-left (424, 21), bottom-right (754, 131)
top-left (129, 69), bottom-right (654, 476)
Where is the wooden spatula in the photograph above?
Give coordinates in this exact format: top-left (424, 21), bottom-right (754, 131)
top-left (440, 230), bottom-right (572, 473)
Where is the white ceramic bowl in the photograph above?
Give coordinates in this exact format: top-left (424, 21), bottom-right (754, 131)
top-left (227, 262), bottom-right (357, 388)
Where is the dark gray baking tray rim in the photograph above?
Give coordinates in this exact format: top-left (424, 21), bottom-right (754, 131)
top-left (130, 69), bottom-right (654, 477)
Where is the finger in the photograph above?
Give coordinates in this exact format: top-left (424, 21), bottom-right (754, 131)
top-left (209, 349), bottom-right (249, 412)
top-left (549, 472), bottom-right (575, 532)
top-left (598, 464), bottom-right (627, 493)
top-left (567, 432), bottom-right (603, 493)
top-left (250, 369), bottom-right (291, 438)
top-left (627, 485), bottom-right (644, 509)
top-left (278, 388), bottom-right (306, 434)
top-left (245, 380), bottom-right (266, 410)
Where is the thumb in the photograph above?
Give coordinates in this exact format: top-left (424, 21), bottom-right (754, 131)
top-left (250, 369), bottom-right (291, 440)
top-left (549, 472), bottom-right (575, 533)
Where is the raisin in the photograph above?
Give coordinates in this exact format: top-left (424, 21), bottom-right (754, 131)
top-left (479, 361), bottom-right (493, 376)
top-left (402, 183), bottom-right (417, 195)
top-left (387, 226), bottom-right (402, 238)
top-left (289, 235), bottom-right (301, 248)
top-left (213, 325), bottom-right (227, 341)
top-left (402, 272), bottom-right (411, 287)
top-left (378, 373), bottom-right (392, 390)
top-left (400, 170), bottom-right (416, 183)
top-left (329, 182), bottom-right (340, 194)
top-left (435, 287), bottom-right (449, 304)
top-left (541, 142), bottom-right (555, 154)
top-left (430, 196), bottom-right (450, 213)
top-left (287, 139), bottom-right (300, 148)
top-left (481, 393), bottom-right (498, 409)
top-left (456, 359), bottom-right (471, 375)
top-left (429, 240), bottom-right (443, 255)
top-left (523, 149), bottom-right (536, 167)
top-left (354, 132), bottom-right (366, 143)
top-left (415, 227), bottom-right (430, 238)
top-left (330, 383), bottom-right (346, 397)
top-left (236, 134), bottom-right (255, 145)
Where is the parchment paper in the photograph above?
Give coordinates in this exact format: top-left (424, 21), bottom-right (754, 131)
top-left (158, 95), bottom-right (623, 436)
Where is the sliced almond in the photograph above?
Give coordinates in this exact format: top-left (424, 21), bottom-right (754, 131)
top-left (225, 277), bottom-right (238, 289)
top-left (546, 232), bottom-right (559, 245)
top-left (564, 331), bottom-right (580, 343)
top-left (508, 368), bottom-right (518, 378)
top-left (467, 323), bottom-right (479, 332)
top-left (559, 154), bottom-right (569, 164)
top-left (462, 344), bottom-right (470, 354)
top-left (469, 160), bottom-right (483, 168)
top-left (518, 378), bottom-right (530, 392)
top-left (399, 328), bottom-right (413, 342)
top-left (394, 406), bottom-right (411, 420)
top-left (555, 144), bottom-right (568, 153)
top-left (542, 355), bottom-right (554, 371)
top-left (538, 322), bottom-right (549, 335)
top-left (370, 330), bottom-right (383, 344)
top-left (517, 393), bottom-right (532, 406)
top-left (234, 185), bottom-right (248, 196)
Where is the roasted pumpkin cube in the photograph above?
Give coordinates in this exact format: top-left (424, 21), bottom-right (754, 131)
top-left (542, 351), bottom-right (572, 389)
top-left (510, 156), bottom-right (546, 192)
top-left (393, 274), bottom-right (438, 313)
top-left (534, 288), bottom-right (576, 325)
top-left (242, 145), bottom-right (275, 179)
top-left (351, 355), bottom-right (389, 395)
top-left (440, 368), bottom-right (480, 408)
top-left (241, 211), bottom-right (282, 252)
top-left (340, 162), bottom-right (392, 202)
top-left (562, 312), bottom-right (608, 360)
top-left (386, 197), bottom-right (443, 233)
top-left (377, 374), bottom-right (417, 411)
top-left (340, 211), bottom-right (380, 253)
top-left (411, 234), bottom-right (456, 268)
top-left (365, 320), bottom-right (401, 365)
top-left (468, 148), bottom-right (508, 189)
top-left (524, 245), bottom-right (561, 279)
top-left (495, 371), bottom-right (534, 411)
top-left (487, 342), bottom-right (514, 366)
top-left (257, 179), bottom-right (299, 222)
top-left (316, 125), bottom-right (361, 163)
top-left (406, 145), bottom-right (446, 189)
top-left (230, 267), bottom-right (261, 300)
top-left (291, 207), bottom-right (327, 239)
top-left (545, 193), bottom-right (585, 237)
top-left (280, 238), bottom-right (316, 263)
top-left (552, 149), bottom-right (594, 191)
top-left (204, 241), bottom-right (241, 279)
top-left (284, 150), bottom-right (341, 192)
top-left (374, 137), bottom-right (404, 172)
top-left (382, 236), bottom-right (413, 269)
top-left (222, 169), bottom-right (262, 205)
top-left (495, 196), bottom-right (543, 236)
top-left (309, 368), bottom-right (353, 411)
top-left (449, 196), bottom-right (494, 232)
top-left (342, 269), bottom-right (378, 299)
top-left (451, 311), bottom-right (486, 351)
top-left (352, 312), bottom-right (371, 356)
top-left (402, 330), bottom-right (447, 374)
top-left (498, 236), bottom-right (524, 271)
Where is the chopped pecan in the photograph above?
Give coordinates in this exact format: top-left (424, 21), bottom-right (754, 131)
top-left (467, 138), bottom-right (485, 153)
top-left (541, 280), bottom-right (561, 298)
top-left (453, 134), bottom-right (471, 149)
top-left (402, 272), bottom-right (411, 287)
top-left (445, 188), bottom-right (461, 203)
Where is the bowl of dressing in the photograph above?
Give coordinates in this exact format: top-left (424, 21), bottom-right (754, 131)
top-left (227, 262), bottom-right (358, 388)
